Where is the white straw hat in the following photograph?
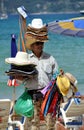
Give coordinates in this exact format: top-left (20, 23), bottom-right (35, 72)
top-left (65, 72), bottom-right (78, 93)
top-left (65, 72), bottom-right (78, 86)
top-left (28, 18), bottom-right (45, 29)
top-left (5, 51), bottom-right (36, 66)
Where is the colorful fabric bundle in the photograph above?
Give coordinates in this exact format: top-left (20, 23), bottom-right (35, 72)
top-left (41, 80), bottom-right (62, 117)
top-left (41, 80), bottom-right (55, 96)
top-left (41, 85), bottom-right (52, 115)
top-left (41, 70), bottom-right (59, 96)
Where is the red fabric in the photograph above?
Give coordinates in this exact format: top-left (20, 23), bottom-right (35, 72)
top-left (48, 92), bottom-right (58, 116)
top-left (0, 117), bottom-right (2, 123)
top-left (39, 111), bottom-right (44, 120)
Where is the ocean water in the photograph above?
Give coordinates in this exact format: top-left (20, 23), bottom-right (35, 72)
top-left (0, 13), bottom-right (84, 99)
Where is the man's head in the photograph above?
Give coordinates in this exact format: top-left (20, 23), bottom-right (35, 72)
top-left (25, 18), bottom-right (48, 50)
top-left (31, 42), bottom-right (44, 55)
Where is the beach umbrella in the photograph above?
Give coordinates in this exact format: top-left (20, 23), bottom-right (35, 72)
top-left (10, 34), bottom-right (17, 60)
top-left (47, 17), bottom-right (84, 37)
top-left (7, 34), bottom-right (19, 101)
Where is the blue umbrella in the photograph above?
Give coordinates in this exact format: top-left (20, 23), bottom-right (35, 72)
top-left (7, 34), bottom-right (18, 101)
top-left (10, 34), bottom-right (17, 73)
top-left (7, 34), bottom-right (17, 82)
top-left (47, 17), bottom-right (84, 37)
top-left (11, 34), bottom-right (17, 59)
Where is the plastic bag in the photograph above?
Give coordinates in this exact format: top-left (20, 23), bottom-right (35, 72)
top-left (14, 91), bottom-right (34, 117)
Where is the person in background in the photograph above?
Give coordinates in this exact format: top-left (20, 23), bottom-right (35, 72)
top-left (20, 16), bottom-right (59, 130)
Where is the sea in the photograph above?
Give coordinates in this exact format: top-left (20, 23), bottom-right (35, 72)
top-left (0, 12), bottom-right (84, 100)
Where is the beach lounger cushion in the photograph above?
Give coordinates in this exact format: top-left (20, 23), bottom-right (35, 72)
top-left (60, 98), bottom-right (84, 129)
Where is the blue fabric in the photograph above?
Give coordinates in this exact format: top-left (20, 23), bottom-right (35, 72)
top-left (75, 92), bottom-right (81, 96)
top-left (74, 92), bottom-right (81, 105)
top-left (74, 19), bottom-right (84, 29)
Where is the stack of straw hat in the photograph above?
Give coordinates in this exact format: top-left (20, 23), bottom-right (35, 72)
top-left (24, 18), bottom-right (48, 50)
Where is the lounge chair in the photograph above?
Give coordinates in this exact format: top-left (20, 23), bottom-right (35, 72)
top-left (8, 102), bottom-right (27, 130)
top-left (60, 98), bottom-right (84, 130)
top-left (0, 99), bottom-right (11, 130)
top-left (8, 114), bottom-right (27, 130)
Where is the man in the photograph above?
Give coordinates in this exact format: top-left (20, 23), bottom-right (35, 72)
top-left (20, 17), bottom-right (59, 130)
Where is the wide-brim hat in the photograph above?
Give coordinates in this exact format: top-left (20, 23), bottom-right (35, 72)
top-left (25, 18), bottom-right (48, 50)
top-left (57, 75), bottom-right (70, 96)
top-left (64, 72), bottom-right (78, 92)
top-left (5, 51), bottom-right (36, 66)
top-left (25, 34), bottom-right (48, 50)
top-left (5, 64), bottom-right (38, 78)
top-left (5, 68), bottom-right (38, 78)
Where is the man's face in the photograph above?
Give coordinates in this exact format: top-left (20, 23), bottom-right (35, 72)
top-left (31, 42), bottom-right (44, 53)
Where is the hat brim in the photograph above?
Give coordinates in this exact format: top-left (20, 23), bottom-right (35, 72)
top-left (71, 85), bottom-right (78, 93)
top-left (25, 34), bottom-right (48, 50)
top-left (11, 64), bottom-right (36, 71)
top-left (28, 24), bottom-right (46, 29)
top-left (5, 58), bottom-right (36, 66)
top-left (5, 68), bottom-right (38, 78)
top-left (25, 39), bottom-right (48, 50)
top-left (65, 73), bottom-right (77, 86)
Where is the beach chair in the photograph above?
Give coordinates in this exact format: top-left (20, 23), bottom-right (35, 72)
top-left (8, 102), bottom-right (27, 130)
top-left (60, 98), bottom-right (84, 130)
top-left (0, 99), bottom-right (11, 130)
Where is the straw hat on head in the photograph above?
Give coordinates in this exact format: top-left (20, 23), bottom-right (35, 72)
top-left (5, 51), bottom-right (36, 66)
top-left (57, 75), bottom-right (71, 96)
top-left (65, 72), bottom-right (78, 93)
top-left (25, 18), bottom-right (48, 50)
top-left (25, 36), bottom-right (48, 50)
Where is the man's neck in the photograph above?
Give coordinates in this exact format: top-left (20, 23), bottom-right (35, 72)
top-left (33, 51), bottom-right (43, 58)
